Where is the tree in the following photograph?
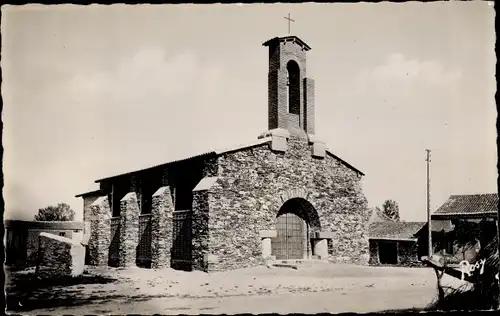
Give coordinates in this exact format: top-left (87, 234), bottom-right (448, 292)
top-left (34, 203), bottom-right (75, 221)
top-left (381, 199), bottom-right (400, 222)
top-left (452, 219), bottom-right (482, 260)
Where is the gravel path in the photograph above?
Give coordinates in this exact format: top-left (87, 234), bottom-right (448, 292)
top-left (6, 263), bottom-right (451, 314)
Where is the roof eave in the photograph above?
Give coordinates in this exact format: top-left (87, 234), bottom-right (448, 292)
top-left (75, 189), bottom-right (103, 198)
top-left (325, 149), bottom-right (365, 176)
top-left (214, 137), bottom-right (272, 156)
top-left (432, 212), bottom-right (498, 219)
top-left (262, 36), bottom-right (312, 51)
top-left (94, 151), bottom-right (217, 183)
top-left (4, 220), bottom-right (84, 230)
top-left (369, 237), bottom-right (418, 242)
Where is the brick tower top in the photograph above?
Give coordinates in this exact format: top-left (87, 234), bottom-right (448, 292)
top-left (262, 36), bottom-right (315, 137)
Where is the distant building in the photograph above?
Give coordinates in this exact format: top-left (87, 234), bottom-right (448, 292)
top-left (431, 193), bottom-right (498, 263)
top-left (4, 220), bottom-right (85, 268)
top-left (367, 207), bottom-right (395, 224)
top-left (368, 221), bottom-right (427, 266)
top-left (76, 34), bottom-right (369, 272)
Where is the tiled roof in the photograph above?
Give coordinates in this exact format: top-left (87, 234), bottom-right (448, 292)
top-left (368, 221), bottom-right (427, 240)
top-left (433, 193), bottom-right (498, 216)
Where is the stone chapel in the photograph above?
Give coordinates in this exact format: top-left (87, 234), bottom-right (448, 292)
top-left (76, 35), bottom-right (369, 272)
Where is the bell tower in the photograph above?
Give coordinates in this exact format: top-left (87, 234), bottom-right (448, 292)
top-left (263, 36), bottom-right (315, 137)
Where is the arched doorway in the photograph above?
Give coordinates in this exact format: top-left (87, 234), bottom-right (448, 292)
top-left (273, 198), bottom-right (320, 260)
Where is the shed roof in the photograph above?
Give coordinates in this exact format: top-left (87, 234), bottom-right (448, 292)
top-left (432, 193), bottom-right (498, 217)
top-left (368, 221), bottom-right (427, 240)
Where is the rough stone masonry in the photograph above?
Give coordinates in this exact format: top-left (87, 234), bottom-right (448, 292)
top-left (191, 131), bottom-right (369, 271)
top-left (78, 34), bottom-right (369, 272)
top-left (36, 232), bottom-right (85, 277)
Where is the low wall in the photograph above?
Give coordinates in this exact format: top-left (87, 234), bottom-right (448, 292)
top-left (37, 233), bottom-right (85, 277)
top-left (27, 229), bottom-right (79, 266)
top-left (5, 220), bottom-right (85, 268)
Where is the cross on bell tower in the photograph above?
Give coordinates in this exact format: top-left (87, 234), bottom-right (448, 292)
top-left (284, 13), bottom-right (295, 35)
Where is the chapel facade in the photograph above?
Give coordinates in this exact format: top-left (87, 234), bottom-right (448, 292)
top-left (77, 35), bottom-right (370, 272)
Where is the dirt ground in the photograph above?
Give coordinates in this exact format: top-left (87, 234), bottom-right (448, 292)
top-left (5, 262), bottom-right (468, 315)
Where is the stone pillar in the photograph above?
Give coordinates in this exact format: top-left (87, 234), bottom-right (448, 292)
top-left (192, 190), bottom-right (210, 271)
top-left (262, 239), bottom-right (272, 258)
top-left (259, 230), bottom-right (277, 260)
top-left (119, 192), bottom-right (140, 267)
top-left (151, 186), bottom-right (174, 269)
top-left (304, 77), bottom-right (315, 135)
top-left (312, 232), bottom-right (334, 260)
top-left (313, 239), bottom-right (328, 260)
top-left (192, 176), bottom-right (219, 272)
top-left (82, 221), bottom-right (91, 245)
top-left (88, 196), bottom-right (111, 266)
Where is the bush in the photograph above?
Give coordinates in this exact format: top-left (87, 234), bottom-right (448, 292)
top-left (427, 235), bottom-right (499, 311)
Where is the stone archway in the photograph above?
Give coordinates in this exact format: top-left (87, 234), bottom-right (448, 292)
top-left (273, 197), bottom-right (320, 260)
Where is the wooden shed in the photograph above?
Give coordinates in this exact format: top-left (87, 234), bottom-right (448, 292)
top-left (368, 221), bottom-right (427, 266)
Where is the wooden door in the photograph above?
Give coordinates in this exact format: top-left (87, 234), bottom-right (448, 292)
top-left (273, 213), bottom-right (305, 260)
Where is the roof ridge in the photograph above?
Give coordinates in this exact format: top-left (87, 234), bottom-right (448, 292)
top-left (374, 208), bottom-right (394, 222)
top-left (450, 193), bottom-right (498, 197)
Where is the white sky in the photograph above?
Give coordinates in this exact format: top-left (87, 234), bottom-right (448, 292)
top-left (2, 3), bottom-right (497, 222)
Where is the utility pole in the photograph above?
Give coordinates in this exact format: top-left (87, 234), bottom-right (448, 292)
top-left (426, 149), bottom-right (432, 258)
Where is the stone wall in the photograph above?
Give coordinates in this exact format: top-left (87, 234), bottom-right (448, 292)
top-left (368, 240), bottom-right (379, 265)
top-left (368, 239), bottom-right (423, 267)
top-left (83, 194), bottom-right (100, 221)
top-left (26, 229), bottom-right (77, 266)
top-left (198, 135), bottom-right (368, 271)
top-left (36, 233), bottom-right (85, 277)
top-left (397, 240), bottom-right (421, 266)
top-left (203, 157), bottom-right (219, 178)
